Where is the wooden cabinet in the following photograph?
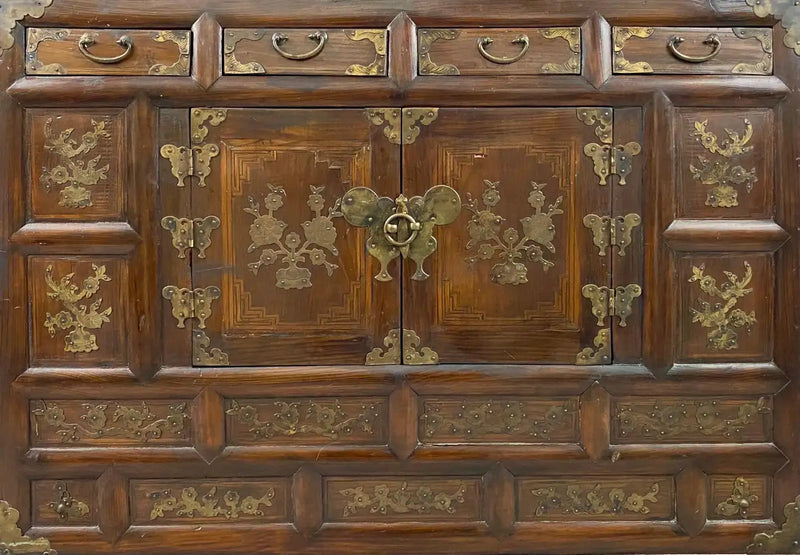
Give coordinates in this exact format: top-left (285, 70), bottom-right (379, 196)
top-left (1, 1), bottom-right (799, 554)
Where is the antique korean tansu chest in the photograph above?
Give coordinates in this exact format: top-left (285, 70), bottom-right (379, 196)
top-left (1, 0), bottom-right (799, 553)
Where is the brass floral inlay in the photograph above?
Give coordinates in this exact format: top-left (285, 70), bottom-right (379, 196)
top-left (689, 261), bottom-right (756, 350)
top-left (32, 401), bottom-right (190, 443)
top-left (223, 29), bottom-right (267, 74)
top-left (44, 264), bottom-right (112, 353)
top-left (747, 494), bottom-right (800, 553)
top-left (716, 477), bottom-right (758, 519)
top-left (193, 329), bottom-right (229, 366)
top-left (745, 0), bottom-right (800, 56)
top-left (576, 328), bottom-right (611, 365)
top-left (26, 28), bottom-right (68, 74)
top-left (0, 500), bottom-right (54, 554)
top-left (339, 482), bottom-right (466, 517)
top-left (345, 29), bottom-right (387, 75)
top-left (530, 482), bottom-right (661, 517)
top-left (690, 118), bottom-right (757, 208)
top-left (150, 30), bottom-right (191, 76)
top-left (465, 179), bottom-right (564, 286)
top-left (41, 117), bottom-right (111, 209)
top-left (0, 0), bottom-right (54, 53)
top-left (366, 107), bottom-right (439, 145)
top-left (418, 29), bottom-right (460, 75)
top-left (148, 486), bottom-right (275, 521)
top-left (540, 27), bottom-right (581, 74)
top-left (226, 399), bottom-right (380, 440)
top-left (245, 185), bottom-right (343, 290)
top-left (45, 481), bottom-right (90, 522)
top-left (613, 27), bottom-right (655, 73)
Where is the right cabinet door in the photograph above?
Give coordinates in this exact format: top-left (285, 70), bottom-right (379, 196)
top-left (402, 108), bottom-right (618, 364)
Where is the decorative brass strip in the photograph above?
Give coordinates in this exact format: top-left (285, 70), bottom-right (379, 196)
top-left (732, 28), bottom-right (773, 74)
top-left (689, 261), bottom-right (756, 351)
top-left (147, 486), bottom-right (275, 520)
top-left (716, 477), bottom-right (758, 519)
top-left (366, 107), bottom-right (439, 145)
top-left (345, 29), bottom-right (387, 76)
top-left (192, 329), bottom-right (229, 366)
top-left (44, 264), bottom-right (112, 353)
top-left (583, 213), bottom-right (642, 256)
top-left (613, 27), bottom-right (655, 73)
top-left (0, 0), bottom-right (54, 53)
top-left (224, 29), bottom-right (267, 74)
top-left (31, 400), bottom-right (190, 443)
top-left (162, 285), bottom-right (220, 329)
top-left (576, 328), bottom-right (611, 365)
top-left (338, 482), bottom-right (466, 517)
top-left (746, 0), bottom-right (800, 56)
top-left (418, 29), bottom-right (460, 75)
top-left (366, 329), bottom-right (401, 365)
top-left (41, 117), bottom-right (111, 208)
top-left (747, 494), bottom-right (800, 553)
top-left (582, 283), bottom-right (642, 327)
top-left (403, 329), bottom-right (439, 365)
top-left (150, 30), bottom-right (191, 75)
top-left (540, 27), bottom-right (581, 74)
top-left (25, 28), bottom-right (68, 74)
top-left (464, 179), bottom-right (563, 285)
top-left (530, 482), bottom-right (661, 517)
top-left (161, 215), bottom-right (220, 259)
top-left (0, 500), bottom-right (55, 554)
top-left (45, 481), bottom-right (90, 522)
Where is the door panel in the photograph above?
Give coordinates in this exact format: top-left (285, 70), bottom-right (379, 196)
top-left (402, 108), bottom-right (612, 364)
top-left (192, 109), bottom-right (400, 366)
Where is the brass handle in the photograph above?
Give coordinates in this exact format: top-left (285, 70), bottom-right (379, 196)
top-left (667, 34), bottom-right (721, 63)
top-left (78, 32), bottom-right (134, 64)
top-left (383, 212), bottom-right (421, 247)
top-left (272, 31), bottom-right (328, 61)
top-left (477, 34), bottom-right (530, 64)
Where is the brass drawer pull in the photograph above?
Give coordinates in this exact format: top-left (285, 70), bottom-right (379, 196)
top-left (667, 33), bottom-right (721, 63)
top-left (78, 32), bottom-right (134, 64)
top-left (271, 30), bottom-right (327, 60)
top-left (477, 34), bottom-right (530, 64)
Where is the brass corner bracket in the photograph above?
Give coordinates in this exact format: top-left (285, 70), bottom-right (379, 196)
top-left (366, 328), bottom-right (439, 365)
top-left (1, 0), bottom-right (54, 53)
top-left (745, 0), bottom-right (800, 56)
top-left (612, 27), bottom-right (654, 73)
top-left (0, 500), bottom-right (55, 554)
top-left (576, 328), bottom-right (611, 365)
top-left (418, 29), bottom-right (460, 75)
top-left (747, 494), bottom-right (800, 553)
top-left (193, 329), bottom-right (229, 366)
top-left (345, 29), bottom-right (387, 76)
top-left (366, 108), bottom-right (439, 145)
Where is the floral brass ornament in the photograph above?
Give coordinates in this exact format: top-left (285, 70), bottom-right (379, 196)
top-left (226, 399), bottom-right (380, 440)
top-left (716, 477), bottom-right (758, 519)
top-left (0, 0), bottom-right (54, 53)
top-left (193, 329), bottom-right (229, 366)
top-left (732, 28), bottom-right (774, 74)
top-left (616, 397), bottom-right (771, 441)
top-left (690, 118), bottom-right (757, 208)
top-left (148, 486), bottom-right (275, 521)
top-left (529, 482), bottom-right (661, 517)
top-left (223, 29), bottom-right (267, 73)
top-left (44, 264), bottom-right (112, 353)
top-left (540, 27), bottom-right (581, 73)
top-left (245, 185), bottom-right (343, 290)
top-left (418, 29), bottom-right (460, 75)
top-left (162, 285), bottom-right (220, 329)
top-left (366, 107), bottom-right (439, 145)
top-left (149, 30), bottom-right (191, 75)
top-left (689, 261), bottom-right (756, 351)
top-left (161, 215), bottom-right (220, 259)
top-left (465, 179), bottom-right (563, 286)
top-left (365, 328), bottom-right (439, 365)
top-left (744, 0), bottom-right (800, 56)
top-left (0, 500), bottom-right (55, 555)
top-left (612, 27), bottom-right (655, 73)
top-left (747, 494), bottom-right (800, 553)
top-left (339, 482), bottom-right (466, 518)
top-left (32, 400), bottom-right (190, 443)
top-left (576, 328), bottom-right (611, 365)
top-left (41, 117), bottom-right (111, 209)
top-left (345, 29), bottom-right (387, 75)
top-left (583, 214), bottom-right (641, 256)
top-left (26, 28), bottom-right (68, 74)
top-left (45, 482), bottom-right (90, 522)
top-left (582, 284), bottom-right (642, 327)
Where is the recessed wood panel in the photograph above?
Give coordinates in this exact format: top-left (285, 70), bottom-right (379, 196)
top-left (32, 480), bottom-right (95, 527)
top-left (708, 475), bottom-right (771, 520)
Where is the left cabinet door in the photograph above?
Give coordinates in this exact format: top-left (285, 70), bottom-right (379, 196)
top-left (161, 109), bottom-right (400, 366)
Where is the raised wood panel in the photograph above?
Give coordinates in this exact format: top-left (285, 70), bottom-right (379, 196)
top-left (31, 479), bottom-right (96, 527)
top-left (707, 475), bottom-right (771, 520)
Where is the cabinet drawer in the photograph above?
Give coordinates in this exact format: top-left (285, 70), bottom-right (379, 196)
top-left (418, 27), bottom-right (581, 76)
top-left (223, 28), bottom-right (387, 76)
top-left (613, 27), bottom-right (772, 75)
top-left (26, 28), bottom-right (191, 76)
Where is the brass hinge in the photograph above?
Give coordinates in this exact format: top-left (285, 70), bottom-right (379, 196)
top-left (583, 213), bottom-right (641, 256)
top-left (161, 215), bottom-right (221, 259)
top-left (577, 108), bottom-right (642, 186)
top-left (162, 285), bottom-right (221, 329)
top-left (161, 108), bottom-right (228, 187)
top-left (582, 283), bottom-right (642, 327)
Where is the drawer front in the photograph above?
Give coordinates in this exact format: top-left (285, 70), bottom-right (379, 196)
top-left (613, 27), bottom-right (772, 75)
top-left (26, 28), bottom-right (191, 76)
top-left (418, 27), bottom-right (581, 76)
top-left (223, 28), bottom-right (387, 76)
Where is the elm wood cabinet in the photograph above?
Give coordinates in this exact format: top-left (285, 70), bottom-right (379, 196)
top-left (0, 1), bottom-right (798, 554)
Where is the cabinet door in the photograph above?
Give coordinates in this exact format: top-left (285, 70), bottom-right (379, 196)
top-left (402, 108), bottom-right (613, 364)
top-left (189, 109), bottom-right (400, 366)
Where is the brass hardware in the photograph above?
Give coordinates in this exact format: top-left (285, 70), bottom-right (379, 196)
top-left (616, 396), bottom-right (771, 440)
top-left (31, 400), bottom-right (190, 443)
top-left (578, 107), bottom-right (641, 186)
top-left (366, 329), bottom-right (401, 365)
top-left (530, 482), bottom-right (661, 517)
top-left (576, 328), bottom-right (611, 365)
top-left (78, 32), bottom-right (133, 64)
top-left (193, 329), bottom-right (229, 366)
top-left (46, 481), bottom-right (89, 522)
top-left (365, 329), bottom-right (439, 365)
top-left (0, 500), bottom-right (55, 554)
top-left (148, 486), bottom-right (275, 520)
top-left (465, 179), bottom-right (563, 286)
top-left (191, 108), bottom-right (228, 145)
top-left (345, 29), bottom-right (387, 76)
top-left (161, 215), bottom-right (220, 259)
top-left (26, 28), bottom-right (68, 74)
top-left (342, 183), bottom-right (460, 282)
top-left (668, 33), bottom-right (722, 63)
top-left (272, 30), bottom-right (327, 61)
top-left (690, 118), bottom-right (757, 207)
top-left (339, 482), bottom-right (466, 518)
top-left (224, 29), bottom-right (267, 74)
top-left (245, 185), bottom-right (343, 290)
top-left (226, 399), bottom-right (381, 439)
top-left (578, 108), bottom-right (613, 144)
top-left (418, 29), bottom-right (460, 75)
top-left (366, 107), bottom-right (439, 145)
top-left (582, 284), bottom-right (642, 327)
top-left (41, 117), bottom-right (111, 208)
top-left (162, 285), bottom-right (220, 329)
top-left (732, 28), bottom-right (773, 74)
top-left (477, 34), bottom-right (530, 64)
top-left (747, 494), bottom-right (800, 553)
top-left (540, 27), bottom-right (581, 73)
top-left (746, 0), bottom-right (800, 56)
top-left (716, 477), bottom-right (758, 519)
top-left (44, 264), bottom-right (112, 353)
top-left (161, 108), bottom-right (227, 188)
top-left (160, 144), bottom-right (192, 188)
top-left (193, 143), bottom-right (220, 188)
top-left (613, 27), bottom-right (655, 73)
top-left (689, 261), bottom-right (756, 351)
top-left (583, 213), bottom-right (641, 256)
top-left (150, 30), bottom-right (191, 75)
top-left (0, 0), bottom-right (54, 53)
